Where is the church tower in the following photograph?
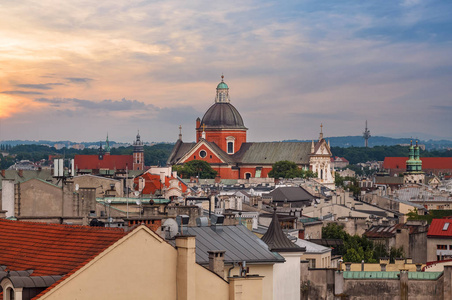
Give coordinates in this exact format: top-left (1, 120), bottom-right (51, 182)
top-left (404, 140), bottom-right (424, 184)
top-left (196, 76), bottom-right (247, 154)
top-left (133, 132), bottom-right (144, 171)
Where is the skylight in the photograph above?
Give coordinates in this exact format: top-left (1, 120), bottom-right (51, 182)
top-left (443, 223), bottom-right (450, 231)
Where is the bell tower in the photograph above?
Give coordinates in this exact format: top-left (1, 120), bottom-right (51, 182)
top-left (133, 131), bottom-right (144, 170)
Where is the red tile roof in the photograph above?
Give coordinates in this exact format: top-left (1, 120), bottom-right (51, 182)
top-left (136, 173), bottom-right (189, 195)
top-left (0, 219), bottom-right (126, 276)
top-left (74, 154), bottom-right (133, 170)
top-left (383, 157), bottom-right (452, 170)
top-left (428, 218), bottom-right (452, 237)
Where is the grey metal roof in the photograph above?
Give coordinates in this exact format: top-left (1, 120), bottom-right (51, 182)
top-left (294, 239), bottom-right (331, 254)
top-left (174, 225), bottom-right (285, 264)
top-left (235, 142), bottom-right (312, 165)
top-left (266, 186), bottom-right (314, 207)
top-left (167, 140), bottom-right (313, 166)
top-left (201, 103), bottom-right (247, 130)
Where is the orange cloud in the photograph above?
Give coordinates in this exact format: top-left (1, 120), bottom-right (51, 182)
top-left (0, 94), bottom-right (46, 118)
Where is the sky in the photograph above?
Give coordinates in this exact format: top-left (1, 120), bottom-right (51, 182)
top-left (0, 0), bottom-right (451, 144)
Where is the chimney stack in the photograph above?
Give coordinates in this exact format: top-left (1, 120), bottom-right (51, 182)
top-left (1, 170), bottom-right (5, 177)
top-left (18, 170), bottom-right (23, 177)
top-left (208, 250), bottom-right (225, 278)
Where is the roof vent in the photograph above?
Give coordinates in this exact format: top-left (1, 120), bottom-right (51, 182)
top-left (211, 214), bottom-right (224, 225)
top-left (196, 217), bottom-right (209, 227)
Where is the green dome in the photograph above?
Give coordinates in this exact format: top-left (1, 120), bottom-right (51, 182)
top-left (217, 82), bottom-right (228, 89)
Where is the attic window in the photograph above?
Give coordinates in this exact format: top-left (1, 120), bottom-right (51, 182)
top-left (200, 150), bottom-right (207, 158)
top-left (443, 223), bottom-right (450, 231)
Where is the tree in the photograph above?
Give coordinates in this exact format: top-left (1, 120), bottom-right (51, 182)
top-left (268, 160), bottom-right (304, 179)
top-left (174, 160), bottom-right (217, 179)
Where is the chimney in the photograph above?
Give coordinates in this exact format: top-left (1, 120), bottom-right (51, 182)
top-left (18, 170), bottom-right (23, 177)
top-left (208, 250), bottom-right (225, 278)
top-left (176, 235), bottom-right (196, 300)
top-left (214, 175), bottom-right (221, 184)
top-left (1, 170), bottom-right (5, 177)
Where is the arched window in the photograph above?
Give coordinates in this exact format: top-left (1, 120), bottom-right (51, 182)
top-left (245, 173), bottom-right (251, 179)
top-left (226, 136), bottom-right (236, 154)
top-left (227, 142), bottom-right (233, 154)
top-left (6, 287), bottom-right (14, 300)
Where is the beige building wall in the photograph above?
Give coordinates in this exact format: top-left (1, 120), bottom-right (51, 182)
top-left (17, 179), bottom-right (73, 217)
top-left (73, 175), bottom-right (123, 198)
top-left (303, 252), bottom-right (331, 268)
top-left (227, 263), bottom-right (273, 300)
top-left (39, 226), bottom-right (255, 300)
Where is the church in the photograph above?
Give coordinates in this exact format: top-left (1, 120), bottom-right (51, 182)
top-left (167, 76), bottom-right (335, 188)
top-left (74, 133), bottom-right (145, 172)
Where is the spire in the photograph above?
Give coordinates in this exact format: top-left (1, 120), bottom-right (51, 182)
top-left (311, 140), bottom-right (315, 154)
top-left (261, 208), bottom-right (303, 252)
top-left (105, 134), bottom-right (111, 154)
top-left (178, 125), bottom-right (182, 141)
top-left (133, 130), bottom-right (144, 153)
top-left (319, 123), bottom-right (323, 141)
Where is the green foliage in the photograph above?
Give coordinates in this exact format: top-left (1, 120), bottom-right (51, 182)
top-left (268, 160), bottom-right (317, 179)
top-left (407, 209), bottom-right (452, 224)
top-left (174, 160), bottom-right (217, 179)
top-left (322, 223), bottom-right (385, 263)
top-left (268, 161), bottom-right (302, 178)
top-left (335, 173), bottom-right (361, 197)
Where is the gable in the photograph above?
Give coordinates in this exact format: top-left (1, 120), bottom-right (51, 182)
top-left (38, 226), bottom-right (178, 300)
top-left (313, 140), bottom-right (332, 156)
top-left (177, 141), bottom-right (228, 164)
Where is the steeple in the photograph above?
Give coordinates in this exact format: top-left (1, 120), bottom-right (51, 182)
top-left (178, 125), bottom-right (182, 141)
top-left (261, 208), bottom-right (304, 252)
top-left (319, 123), bottom-right (323, 141)
top-left (105, 134), bottom-right (111, 154)
top-left (133, 130), bottom-right (144, 153)
top-left (215, 74), bottom-right (230, 103)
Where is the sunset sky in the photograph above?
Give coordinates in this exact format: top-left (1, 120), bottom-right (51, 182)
top-left (1, 0), bottom-right (451, 143)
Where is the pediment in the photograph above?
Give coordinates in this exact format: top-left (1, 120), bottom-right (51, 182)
top-left (177, 140), bottom-right (227, 164)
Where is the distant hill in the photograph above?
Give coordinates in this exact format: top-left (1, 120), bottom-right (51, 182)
top-left (283, 136), bottom-right (452, 150)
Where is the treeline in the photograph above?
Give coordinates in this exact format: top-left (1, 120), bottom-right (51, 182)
top-left (0, 143), bottom-right (174, 169)
top-left (331, 145), bottom-right (452, 165)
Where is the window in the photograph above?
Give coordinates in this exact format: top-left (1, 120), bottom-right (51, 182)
top-left (443, 223), bottom-right (450, 231)
top-left (227, 142), bottom-right (234, 154)
top-left (245, 173), bottom-right (251, 179)
top-left (199, 150), bottom-right (207, 158)
top-left (308, 259), bottom-right (316, 268)
top-left (437, 245), bottom-right (447, 250)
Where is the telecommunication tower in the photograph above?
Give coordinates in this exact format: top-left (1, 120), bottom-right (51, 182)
top-left (363, 120), bottom-right (371, 147)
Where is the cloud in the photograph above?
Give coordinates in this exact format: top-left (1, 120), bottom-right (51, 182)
top-left (65, 78), bottom-right (93, 84)
top-left (1, 91), bottom-right (44, 95)
top-left (0, 0), bottom-right (451, 141)
top-left (36, 97), bottom-right (156, 111)
top-left (15, 83), bottom-right (64, 90)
